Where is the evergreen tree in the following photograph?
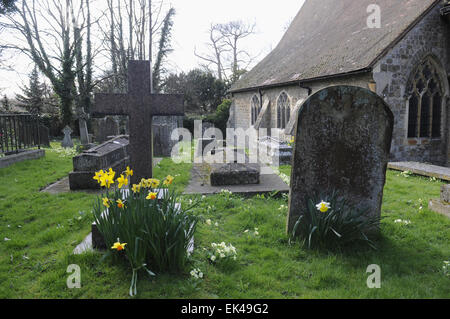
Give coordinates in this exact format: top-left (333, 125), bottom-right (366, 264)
top-left (16, 67), bottom-right (45, 115)
top-left (1, 94), bottom-right (10, 112)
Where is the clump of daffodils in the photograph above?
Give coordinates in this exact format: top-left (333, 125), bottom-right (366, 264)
top-left (190, 268), bottom-right (204, 280)
top-left (209, 242), bottom-right (237, 262)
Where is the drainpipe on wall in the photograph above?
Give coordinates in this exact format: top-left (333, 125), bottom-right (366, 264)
top-left (299, 82), bottom-right (312, 96)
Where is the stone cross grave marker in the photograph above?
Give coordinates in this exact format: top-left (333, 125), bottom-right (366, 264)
top-left (93, 60), bottom-right (184, 184)
top-left (287, 86), bottom-right (394, 233)
top-left (61, 125), bottom-right (74, 148)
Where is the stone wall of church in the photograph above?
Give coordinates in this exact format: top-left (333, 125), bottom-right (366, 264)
top-left (230, 73), bottom-right (372, 140)
top-left (373, 4), bottom-right (450, 166)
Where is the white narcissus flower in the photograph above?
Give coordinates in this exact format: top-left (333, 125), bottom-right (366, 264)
top-left (206, 219), bottom-right (212, 226)
top-left (211, 255), bottom-right (216, 262)
top-left (316, 201), bottom-right (331, 213)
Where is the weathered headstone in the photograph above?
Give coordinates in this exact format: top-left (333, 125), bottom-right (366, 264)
top-left (92, 116), bottom-right (120, 144)
top-left (38, 125), bottom-right (50, 147)
top-left (287, 86), bottom-right (394, 233)
top-left (153, 116), bottom-right (182, 157)
top-left (93, 60), bottom-right (184, 184)
top-left (69, 136), bottom-right (129, 190)
top-left (195, 138), bottom-right (216, 158)
top-left (428, 184), bottom-right (450, 218)
top-left (61, 126), bottom-right (74, 148)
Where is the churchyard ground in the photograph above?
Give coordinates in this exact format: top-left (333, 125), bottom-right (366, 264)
top-left (0, 143), bottom-right (448, 298)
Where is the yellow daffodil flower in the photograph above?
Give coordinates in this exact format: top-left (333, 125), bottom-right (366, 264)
top-left (93, 170), bottom-right (105, 183)
top-left (148, 178), bottom-right (160, 189)
top-left (163, 175), bottom-right (174, 186)
top-left (146, 192), bottom-right (157, 200)
top-left (140, 178), bottom-right (149, 188)
top-left (117, 174), bottom-right (129, 189)
top-left (100, 174), bottom-right (114, 188)
top-left (125, 166), bottom-right (133, 177)
top-left (132, 184), bottom-right (141, 194)
top-left (111, 242), bottom-right (127, 251)
top-left (116, 199), bottom-right (125, 209)
top-left (316, 201), bottom-right (331, 213)
top-left (102, 198), bottom-right (111, 208)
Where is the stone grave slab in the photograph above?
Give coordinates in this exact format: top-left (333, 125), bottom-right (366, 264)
top-left (287, 86), bottom-right (394, 233)
top-left (388, 162), bottom-right (450, 181)
top-left (69, 136), bottom-right (130, 190)
top-left (428, 184), bottom-right (450, 218)
top-left (210, 163), bottom-right (260, 186)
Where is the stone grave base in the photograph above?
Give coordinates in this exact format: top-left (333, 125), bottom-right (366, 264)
top-left (210, 162), bottom-right (260, 186)
top-left (184, 163), bottom-right (289, 196)
top-left (388, 162), bottom-right (450, 181)
top-left (0, 149), bottom-right (45, 169)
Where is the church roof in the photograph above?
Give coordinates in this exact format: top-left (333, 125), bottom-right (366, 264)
top-left (230, 0), bottom-right (441, 93)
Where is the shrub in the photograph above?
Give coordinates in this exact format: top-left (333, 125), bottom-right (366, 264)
top-left (289, 191), bottom-right (380, 250)
top-left (92, 168), bottom-right (199, 296)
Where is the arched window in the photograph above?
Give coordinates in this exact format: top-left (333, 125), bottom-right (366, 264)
top-left (406, 58), bottom-right (444, 139)
top-left (251, 95), bottom-right (260, 125)
top-left (277, 92), bottom-right (290, 129)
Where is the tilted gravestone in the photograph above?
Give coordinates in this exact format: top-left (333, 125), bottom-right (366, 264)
top-left (69, 136), bottom-right (129, 190)
top-left (92, 116), bottom-right (120, 144)
top-left (93, 60), bottom-right (184, 184)
top-left (61, 126), bottom-right (74, 148)
top-left (287, 86), bottom-right (394, 233)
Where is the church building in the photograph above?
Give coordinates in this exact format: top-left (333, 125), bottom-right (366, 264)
top-left (228, 0), bottom-right (450, 167)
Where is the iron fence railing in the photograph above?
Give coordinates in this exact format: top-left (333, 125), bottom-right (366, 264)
top-left (0, 114), bottom-right (41, 155)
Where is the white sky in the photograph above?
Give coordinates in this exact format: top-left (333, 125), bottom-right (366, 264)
top-left (0, 0), bottom-right (305, 97)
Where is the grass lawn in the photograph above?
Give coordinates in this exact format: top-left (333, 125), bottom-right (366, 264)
top-left (0, 144), bottom-right (449, 298)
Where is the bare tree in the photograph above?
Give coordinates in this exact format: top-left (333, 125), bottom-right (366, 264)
top-left (195, 20), bottom-right (256, 83)
top-left (0, 0), bottom-right (99, 125)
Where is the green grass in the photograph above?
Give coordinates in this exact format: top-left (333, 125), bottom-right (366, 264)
top-left (0, 145), bottom-right (449, 298)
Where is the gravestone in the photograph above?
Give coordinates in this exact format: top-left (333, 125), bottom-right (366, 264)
top-left (428, 184), bottom-right (450, 218)
top-left (92, 116), bottom-right (120, 144)
top-left (69, 136), bottom-right (129, 190)
top-left (287, 86), bottom-right (394, 233)
top-left (153, 116), bottom-right (182, 157)
top-left (259, 136), bottom-right (292, 166)
top-left (38, 125), bottom-right (50, 147)
top-left (93, 60), bottom-right (184, 184)
top-left (61, 126), bottom-right (74, 148)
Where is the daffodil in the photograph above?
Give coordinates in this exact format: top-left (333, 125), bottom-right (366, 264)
top-left (132, 184), bottom-right (141, 194)
top-left (117, 199), bottom-right (125, 209)
top-left (316, 201), bottom-right (331, 213)
top-left (146, 192), bottom-right (157, 200)
top-left (117, 174), bottom-right (129, 189)
top-left (140, 178), bottom-right (149, 188)
top-left (125, 166), bottom-right (133, 177)
top-left (148, 178), bottom-right (160, 189)
top-left (163, 175), bottom-right (174, 186)
top-left (93, 170), bottom-right (105, 183)
top-left (111, 242), bottom-right (127, 251)
top-left (102, 197), bottom-right (111, 208)
top-left (100, 174), bottom-right (115, 188)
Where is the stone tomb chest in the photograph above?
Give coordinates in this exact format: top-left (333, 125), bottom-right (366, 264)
top-left (209, 148), bottom-right (260, 186)
top-left (69, 136), bottom-right (130, 190)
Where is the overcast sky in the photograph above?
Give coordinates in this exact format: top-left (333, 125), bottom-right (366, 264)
top-left (0, 0), bottom-right (305, 97)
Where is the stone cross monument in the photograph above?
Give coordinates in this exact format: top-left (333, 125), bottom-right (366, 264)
top-left (92, 60), bottom-right (184, 184)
